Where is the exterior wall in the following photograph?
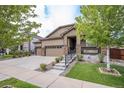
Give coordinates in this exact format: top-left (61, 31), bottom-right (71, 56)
top-left (22, 42), bottom-right (29, 51)
top-left (34, 43), bottom-right (41, 47)
top-left (42, 39), bottom-right (63, 48)
top-left (18, 38), bottom-right (40, 53)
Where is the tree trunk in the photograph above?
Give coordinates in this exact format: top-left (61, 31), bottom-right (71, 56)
top-left (106, 46), bottom-right (111, 70)
top-left (28, 40), bottom-right (31, 52)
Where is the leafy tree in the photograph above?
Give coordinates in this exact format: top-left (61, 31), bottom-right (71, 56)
top-left (75, 5), bottom-right (124, 70)
top-left (0, 5), bottom-right (41, 50)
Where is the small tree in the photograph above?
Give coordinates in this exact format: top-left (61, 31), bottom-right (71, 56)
top-left (0, 5), bottom-right (41, 50)
top-left (76, 5), bottom-right (124, 71)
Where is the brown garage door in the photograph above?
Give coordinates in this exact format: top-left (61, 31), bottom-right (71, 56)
top-left (45, 45), bottom-right (64, 56)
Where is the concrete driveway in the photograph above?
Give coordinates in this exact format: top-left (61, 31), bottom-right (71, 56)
top-left (0, 56), bottom-right (56, 70)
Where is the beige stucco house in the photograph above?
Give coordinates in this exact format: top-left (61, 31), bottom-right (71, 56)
top-left (34, 24), bottom-right (99, 56)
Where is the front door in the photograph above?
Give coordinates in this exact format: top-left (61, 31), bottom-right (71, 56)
top-left (68, 37), bottom-right (76, 54)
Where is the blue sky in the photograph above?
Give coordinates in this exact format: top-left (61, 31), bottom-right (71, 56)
top-left (35, 5), bottom-right (81, 37)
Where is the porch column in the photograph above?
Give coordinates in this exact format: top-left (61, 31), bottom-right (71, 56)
top-left (64, 45), bottom-right (68, 55)
top-left (76, 37), bottom-right (81, 54)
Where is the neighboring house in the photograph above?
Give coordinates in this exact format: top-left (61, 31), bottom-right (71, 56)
top-left (34, 24), bottom-right (100, 56)
top-left (18, 36), bottom-right (42, 54)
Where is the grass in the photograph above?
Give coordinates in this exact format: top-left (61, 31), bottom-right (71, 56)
top-left (0, 78), bottom-right (39, 88)
top-left (0, 54), bottom-right (13, 59)
top-left (66, 62), bottom-right (124, 88)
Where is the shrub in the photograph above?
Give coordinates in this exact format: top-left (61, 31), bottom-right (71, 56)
top-left (55, 57), bottom-right (60, 63)
top-left (24, 51), bottom-right (31, 56)
top-left (59, 56), bottom-right (63, 61)
top-left (13, 51), bottom-right (20, 58)
top-left (40, 64), bottom-right (47, 71)
top-left (10, 50), bottom-right (31, 58)
top-left (98, 53), bottom-right (104, 63)
top-left (76, 54), bottom-right (83, 61)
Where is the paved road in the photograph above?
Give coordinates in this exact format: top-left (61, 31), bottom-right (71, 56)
top-left (0, 61), bottom-right (110, 88)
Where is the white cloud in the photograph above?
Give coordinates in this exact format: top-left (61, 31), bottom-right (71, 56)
top-left (34, 5), bottom-right (80, 37)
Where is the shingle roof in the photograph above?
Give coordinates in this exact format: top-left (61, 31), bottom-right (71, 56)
top-left (46, 23), bottom-right (75, 38)
top-left (34, 35), bottom-right (43, 40)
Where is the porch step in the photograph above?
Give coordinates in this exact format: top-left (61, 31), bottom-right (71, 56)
top-left (55, 62), bottom-right (66, 67)
top-left (53, 65), bottom-right (65, 70)
top-left (60, 60), bottom-right (65, 63)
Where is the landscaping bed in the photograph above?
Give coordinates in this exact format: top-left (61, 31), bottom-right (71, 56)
top-left (66, 62), bottom-right (124, 87)
top-left (0, 78), bottom-right (39, 88)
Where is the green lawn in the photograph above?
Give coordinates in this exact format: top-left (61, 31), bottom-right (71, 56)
top-left (0, 54), bottom-right (13, 59)
top-left (66, 62), bottom-right (124, 88)
top-left (0, 78), bottom-right (39, 88)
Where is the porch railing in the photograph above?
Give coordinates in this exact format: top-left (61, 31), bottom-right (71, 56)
top-left (65, 53), bottom-right (76, 68)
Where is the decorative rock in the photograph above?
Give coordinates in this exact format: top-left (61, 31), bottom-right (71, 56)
top-left (99, 67), bottom-right (121, 77)
top-left (2, 85), bottom-right (14, 88)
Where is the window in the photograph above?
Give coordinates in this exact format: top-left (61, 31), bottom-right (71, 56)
top-left (20, 45), bottom-right (23, 50)
top-left (45, 45), bottom-right (63, 49)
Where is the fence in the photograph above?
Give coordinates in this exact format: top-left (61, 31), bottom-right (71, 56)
top-left (110, 48), bottom-right (124, 60)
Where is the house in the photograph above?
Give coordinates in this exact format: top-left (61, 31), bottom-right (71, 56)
top-left (18, 35), bottom-right (42, 54)
top-left (34, 24), bottom-right (100, 56)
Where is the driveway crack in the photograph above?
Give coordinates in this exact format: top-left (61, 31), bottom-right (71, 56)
top-left (46, 77), bottom-right (59, 88)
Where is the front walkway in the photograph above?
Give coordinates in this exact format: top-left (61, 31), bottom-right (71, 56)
top-left (0, 62), bottom-right (110, 88)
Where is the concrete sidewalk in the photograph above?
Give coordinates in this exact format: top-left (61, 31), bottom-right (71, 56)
top-left (0, 62), bottom-right (110, 88)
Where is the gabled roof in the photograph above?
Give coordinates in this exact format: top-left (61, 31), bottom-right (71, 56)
top-left (46, 23), bottom-right (75, 38)
top-left (34, 35), bottom-right (43, 40)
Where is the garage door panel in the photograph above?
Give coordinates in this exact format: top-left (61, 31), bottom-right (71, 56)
top-left (46, 48), bottom-right (64, 56)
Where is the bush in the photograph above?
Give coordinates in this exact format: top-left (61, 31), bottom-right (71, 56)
top-left (76, 54), bottom-right (83, 61)
top-left (98, 53), bottom-right (104, 63)
top-left (55, 57), bottom-right (60, 63)
top-left (40, 64), bottom-right (47, 71)
top-left (13, 51), bottom-right (20, 58)
top-left (59, 56), bottom-right (63, 61)
top-left (24, 51), bottom-right (31, 56)
top-left (54, 56), bottom-right (63, 64)
top-left (10, 50), bottom-right (31, 58)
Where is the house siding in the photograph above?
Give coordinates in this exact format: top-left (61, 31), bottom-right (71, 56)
top-left (45, 47), bottom-right (64, 56)
top-left (42, 39), bottom-right (63, 48)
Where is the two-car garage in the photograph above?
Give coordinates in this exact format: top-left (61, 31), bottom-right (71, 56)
top-left (45, 45), bottom-right (64, 56)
